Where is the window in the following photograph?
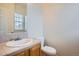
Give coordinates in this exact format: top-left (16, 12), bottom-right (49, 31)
top-left (14, 13), bottom-right (25, 31)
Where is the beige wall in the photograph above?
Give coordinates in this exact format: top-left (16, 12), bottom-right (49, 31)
top-left (42, 4), bottom-right (79, 56)
top-left (15, 3), bottom-right (26, 15)
top-left (0, 3), bottom-right (15, 32)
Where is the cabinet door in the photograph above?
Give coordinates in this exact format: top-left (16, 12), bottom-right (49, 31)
top-left (15, 49), bottom-right (30, 56)
top-left (30, 43), bottom-right (41, 56)
top-left (40, 50), bottom-right (46, 56)
top-left (24, 49), bottom-right (30, 56)
top-left (15, 51), bottom-right (25, 56)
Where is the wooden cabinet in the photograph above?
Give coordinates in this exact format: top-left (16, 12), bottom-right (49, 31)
top-left (24, 49), bottom-right (30, 56)
top-left (15, 51), bottom-right (25, 56)
top-left (14, 43), bottom-right (41, 56)
top-left (14, 49), bottom-right (29, 56)
top-left (30, 43), bottom-right (41, 56)
top-left (40, 50), bottom-right (46, 56)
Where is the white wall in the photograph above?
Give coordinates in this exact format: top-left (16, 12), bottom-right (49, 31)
top-left (42, 4), bottom-right (79, 55)
top-left (27, 4), bottom-right (44, 38)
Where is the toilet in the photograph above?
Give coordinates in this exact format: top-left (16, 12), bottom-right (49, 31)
top-left (35, 36), bottom-right (56, 56)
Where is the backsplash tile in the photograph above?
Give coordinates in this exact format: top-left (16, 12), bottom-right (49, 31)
top-left (0, 32), bottom-right (28, 43)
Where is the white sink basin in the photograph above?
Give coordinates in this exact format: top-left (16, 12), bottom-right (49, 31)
top-left (6, 39), bottom-right (33, 47)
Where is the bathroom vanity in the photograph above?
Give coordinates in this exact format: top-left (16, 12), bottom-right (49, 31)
top-left (0, 39), bottom-right (41, 56)
top-left (14, 43), bottom-right (41, 56)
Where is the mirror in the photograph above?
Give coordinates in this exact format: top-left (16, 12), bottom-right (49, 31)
top-left (0, 3), bottom-right (27, 33)
top-left (14, 3), bottom-right (27, 32)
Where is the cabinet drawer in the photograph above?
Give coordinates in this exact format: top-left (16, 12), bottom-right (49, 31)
top-left (31, 43), bottom-right (40, 50)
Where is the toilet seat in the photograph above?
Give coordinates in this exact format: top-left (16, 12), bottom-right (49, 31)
top-left (41, 46), bottom-right (56, 55)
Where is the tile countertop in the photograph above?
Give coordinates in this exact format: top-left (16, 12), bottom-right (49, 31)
top-left (0, 39), bottom-right (40, 56)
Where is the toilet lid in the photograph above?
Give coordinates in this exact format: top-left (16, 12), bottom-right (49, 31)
top-left (41, 46), bottom-right (56, 55)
